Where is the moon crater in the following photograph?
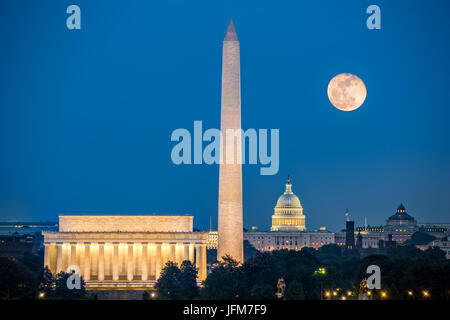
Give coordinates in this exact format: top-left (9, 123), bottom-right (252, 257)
top-left (327, 73), bottom-right (367, 111)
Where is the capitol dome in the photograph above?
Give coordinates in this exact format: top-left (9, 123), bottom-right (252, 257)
top-left (275, 186), bottom-right (302, 209)
top-left (271, 176), bottom-right (306, 232)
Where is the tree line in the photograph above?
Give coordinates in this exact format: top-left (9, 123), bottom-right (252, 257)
top-left (0, 243), bottom-right (448, 300)
top-left (156, 244), bottom-right (449, 300)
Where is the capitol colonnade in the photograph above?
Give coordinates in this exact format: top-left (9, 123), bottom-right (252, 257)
top-left (43, 215), bottom-right (208, 289)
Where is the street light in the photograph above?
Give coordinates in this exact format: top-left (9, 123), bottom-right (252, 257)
top-left (314, 267), bottom-right (327, 300)
top-left (314, 267), bottom-right (327, 275)
top-left (381, 291), bottom-right (387, 298)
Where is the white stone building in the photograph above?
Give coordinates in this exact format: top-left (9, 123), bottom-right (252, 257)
top-left (244, 177), bottom-right (334, 251)
top-left (43, 214), bottom-right (208, 289)
top-left (245, 231), bottom-right (335, 251)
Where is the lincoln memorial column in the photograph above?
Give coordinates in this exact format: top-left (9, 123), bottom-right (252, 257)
top-left (149, 244), bottom-right (155, 278)
top-left (141, 243), bottom-right (148, 281)
top-left (195, 244), bottom-right (201, 275)
top-left (44, 243), bottom-right (50, 269)
top-left (155, 243), bottom-right (162, 280)
top-left (169, 243), bottom-right (176, 263)
top-left (127, 243), bottom-right (134, 281)
top-left (112, 242), bottom-right (119, 281)
top-left (98, 243), bottom-right (105, 281)
top-left (189, 243), bottom-right (194, 263)
top-left (63, 243), bottom-right (71, 271)
top-left (56, 243), bottom-right (63, 273)
top-left (183, 243), bottom-right (190, 262)
top-left (201, 244), bottom-right (207, 280)
top-left (84, 243), bottom-right (91, 281)
top-left (70, 242), bottom-right (77, 267)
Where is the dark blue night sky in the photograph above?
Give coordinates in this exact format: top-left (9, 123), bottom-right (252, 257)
top-left (1, 0), bottom-right (449, 231)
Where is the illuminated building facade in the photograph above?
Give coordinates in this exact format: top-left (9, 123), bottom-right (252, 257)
top-left (270, 176), bottom-right (306, 232)
top-left (244, 183), bottom-right (447, 253)
top-left (207, 231), bottom-right (218, 249)
top-left (245, 177), bottom-right (333, 250)
top-left (418, 224), bottom-right (448, 238)
top-left (384, 204), bottom-right (418, 243)
top-left (355, 225), bottom-right (384, 233)
top-left (43, 214), bottom-right (208, 289)
top-left (245, 231), bottom-right (334, 251)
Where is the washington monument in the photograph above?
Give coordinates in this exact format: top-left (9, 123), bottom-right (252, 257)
top-left (217, 18), bottom-right (244, 263)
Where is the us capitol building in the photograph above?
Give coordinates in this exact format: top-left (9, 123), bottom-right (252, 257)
top-left (212, 176), bottom-right (448, 253)
top-left (243, 177), bottom-right (335, 251)
top-left (270, 176), bottom-right (306, 232)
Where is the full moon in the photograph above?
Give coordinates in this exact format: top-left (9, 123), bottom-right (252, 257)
top-left (327, 73), bottom-right (367, 111)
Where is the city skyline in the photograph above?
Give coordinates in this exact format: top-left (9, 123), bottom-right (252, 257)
top-left (1, 0), bottom-right (450, 232)
top-left (0, 177), bottom-right (441, 234)
top-left (0, 1), bottom-right (449, 305)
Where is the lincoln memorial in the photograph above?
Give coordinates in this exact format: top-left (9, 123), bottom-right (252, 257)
top-left (42, 214), bottom-right (208, 289)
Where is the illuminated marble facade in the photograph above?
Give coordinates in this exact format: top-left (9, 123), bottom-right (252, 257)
top-left (207, 231), bottom-right (218, 249)
top-left (217, 18), bottom-right (244, 263)
top-left (245, 231), bottom-right (334, 251)
top-left (43, 215), bottom-right (208, 289)
top-left (271, 177), bottom-right (306, 232)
